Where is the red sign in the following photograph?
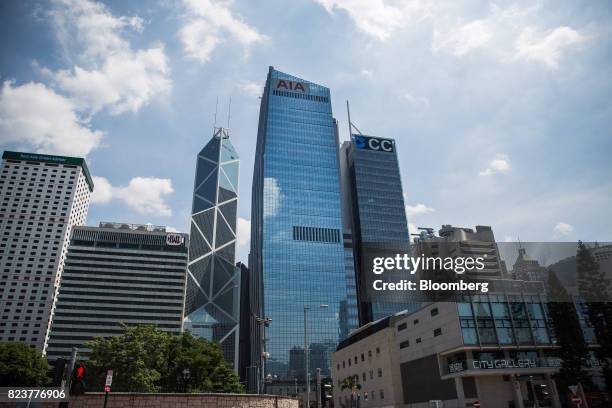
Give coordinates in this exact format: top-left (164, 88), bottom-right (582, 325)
top-left (104, 386), bottom-right (110, 392)
top-left (571, 397), bottom-right (582, 404)
top-left (473, 402), bottom-right (481, 408)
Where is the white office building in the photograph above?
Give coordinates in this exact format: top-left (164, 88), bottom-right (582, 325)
top-left (0, 151), bottom-right (93, 352)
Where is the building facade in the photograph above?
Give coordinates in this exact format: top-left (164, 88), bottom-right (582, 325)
top-left (413, 225), bottom-right (507, 279)
top-left (183, 127), bottom-right (241, 369)
top-left (46, 223), bottom-right (188, 360)
top-left (339, 136), bottom-right (414, 325)
top-left (332, 279), bottom-right (607, 408)
top-left (0, 151), bottom-right (93, 351)
top-left (249, 67), bottom-right (358, 390)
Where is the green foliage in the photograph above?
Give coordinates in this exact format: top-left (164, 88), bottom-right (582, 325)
top-left (0, 342), bottom-right (50, 386)
top-left (85, 324), bottom-right (243, 393)
top-left (546, 269), bottom-right (591, 391)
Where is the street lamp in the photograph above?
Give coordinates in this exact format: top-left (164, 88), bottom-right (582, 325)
top-left (304, 304), bottom-right (328, 408)
top-left (255, 315), bottom-right (272, 393)
top-left (182, 368), bottom-right (191, 393)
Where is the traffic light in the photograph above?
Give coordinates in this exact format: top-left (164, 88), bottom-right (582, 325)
top-left (321, 377), bottom-right (333, 407)
top-left (70, 363), bottom-right (87, 395)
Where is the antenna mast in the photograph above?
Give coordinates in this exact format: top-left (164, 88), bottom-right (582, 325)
top-left (227, 97), bottom-right (232, 129)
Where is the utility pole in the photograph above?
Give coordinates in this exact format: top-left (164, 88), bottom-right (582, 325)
top-left (304, 306), bottom-right (310, 408)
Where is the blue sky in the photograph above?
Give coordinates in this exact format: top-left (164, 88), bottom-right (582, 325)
top-left (1, 0), bottom-right (611, 264)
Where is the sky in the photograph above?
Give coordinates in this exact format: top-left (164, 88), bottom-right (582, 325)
top-left (1, 0), bottom-right (611, 265)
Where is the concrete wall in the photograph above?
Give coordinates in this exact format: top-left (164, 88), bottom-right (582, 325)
top-left (0, 393), bottom-right (298, 408)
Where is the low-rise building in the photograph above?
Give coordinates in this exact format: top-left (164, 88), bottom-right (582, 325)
top-left (331, 279), bottom-right (588, 408)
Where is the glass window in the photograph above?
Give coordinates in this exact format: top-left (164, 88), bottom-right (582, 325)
top-left (458, 303), bottom-right (473, 317)
top-left (473, 302), bottom-right (491, 317)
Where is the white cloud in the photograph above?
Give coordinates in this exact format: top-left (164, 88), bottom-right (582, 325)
top-left (91, 175), bottom-right (113, 203)
top-left (52, 47), bottom-right (170, 115)
top-left (180, 0), bottom-right (265, 63)
top-left (408, 222), bottom-right (418, 236)
top-left (314, 0), bottom-right (417, 41)
top-left (515, 26), bottom-right (586, 68)
top-left (553, 222), bottom-right (574, 237)
top-left (406, 203), bottom-right (435, 218)
top-left (238, 80), bottom-right (263, 98)
top-left (432, 20), bottom-right (493, 56)
top-left (49, 0), bottom-right (171, 115)
top-left (0, 81), bottom-right (102, 156)
top-left (479, 155), bottom-right (510, 176)
top-left (91, 176), bottom-right (174, 216)
top-left (237, 217), bottom-right (251, 248)
top-left (402, 92), bottom-right (430, 109)
top-left (360, 69), bottom-right (374, 79)
top-left (50, 0), bottom-right (143, 61)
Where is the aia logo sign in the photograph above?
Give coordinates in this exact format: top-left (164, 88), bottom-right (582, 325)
top-left (273, 79), bottom-right (310, 94)
top-left (352, 135), bottom-right (394, 152)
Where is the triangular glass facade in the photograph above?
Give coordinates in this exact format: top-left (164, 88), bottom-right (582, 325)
top-left (184, 128), bottom-right (240, 370)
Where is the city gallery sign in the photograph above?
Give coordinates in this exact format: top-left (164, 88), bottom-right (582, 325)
top-left (272, 78), bottom-right (310, 94)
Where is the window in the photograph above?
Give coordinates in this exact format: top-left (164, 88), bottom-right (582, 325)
top-left (377, 368), bottom-right (382, 377)
top-left (434, 328), bottom-right (442, 337)
top-left (376, 347), bottom-right (380, 355)
top-left (416, 337), bottom-right (422, 343)
top-left (380, 389), bottom-right (385, 399)
top-left (399, 340), bottom-right (410, 349)
top-left (397, 322), bottom-right (407, 331)
top-left (414, 319), bottom-right (419, 324)
top-left (431, 307), bottom-right (439, 316)
top-left (361, 353), bottom-right (365, 362)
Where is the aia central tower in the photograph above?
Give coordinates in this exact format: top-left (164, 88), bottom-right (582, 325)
top-left (249, 67), bottom-right (358, 386)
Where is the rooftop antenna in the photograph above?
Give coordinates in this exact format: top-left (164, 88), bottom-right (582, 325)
top-left (214, 96), bottom-right (219, 130)
top-left (346, 100), bottom-right (364, 137)
top-left (226, 97), bottom-right (232, 129)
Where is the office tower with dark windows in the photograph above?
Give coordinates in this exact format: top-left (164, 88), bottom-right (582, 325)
top-left (46, 223), bottom-right (188, 360)
top-left (249, 67), bottom-right (358, 393)
top-left (0, 151), bottom-right (93, 351)
top-left (413, 225), bottom-right (507, 278)
top-left (339, 136), bottom-right (414, 325)
top-left (183, 127), bottom-right (241, 370)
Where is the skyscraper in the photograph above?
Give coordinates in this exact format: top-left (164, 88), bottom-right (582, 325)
top-left (46, 222), bottom-right (188, 360)
top-left (183, 127), bottom-right (241, 369)
top-left (339, 136), bottom-right (415, 324)
top-left (0, 151), bottom-right (92, 351)
top-left (249, 67), bottom-right (358, 390)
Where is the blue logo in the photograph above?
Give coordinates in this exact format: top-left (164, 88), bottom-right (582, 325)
top-left (354, 135), bottom-right (366, 149)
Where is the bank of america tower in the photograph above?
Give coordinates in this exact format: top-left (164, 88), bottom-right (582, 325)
top-left (249, 67), bottom-right (358, 388)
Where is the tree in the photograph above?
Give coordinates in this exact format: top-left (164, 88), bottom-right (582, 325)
top-left (0, 342), bottom-right (50, 386)
top-left (85, 324), bottom-right (172, 392)
top-left (85, 324), bottom-right (244, 393)
top-left (340, 375), bottom-right (361, 408)
top-left (162, 331), bottom-right (243, 393)
top-left (546, 269), bottom-right (591, 394)
top-left (576, 241), bottom-right (612, 397)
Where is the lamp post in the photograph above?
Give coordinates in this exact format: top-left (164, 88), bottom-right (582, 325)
top-left (255, 315), bottom-right (272, 394)
top-left (304, 304), bottom-right (328, 408)
top-left (182, 368), bottom-right (191, 393)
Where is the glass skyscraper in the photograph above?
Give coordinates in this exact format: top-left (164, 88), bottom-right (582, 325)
top-left (183, 127), bottom-right (241, 369)
top-left (249, 67), bottom-right (358, 388)
top-left (340, 135), bottom-right (415, 324)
